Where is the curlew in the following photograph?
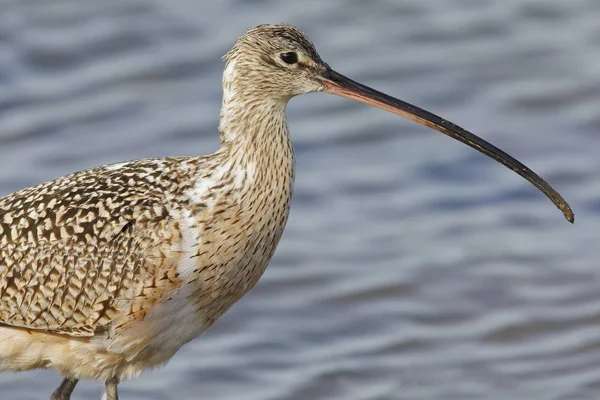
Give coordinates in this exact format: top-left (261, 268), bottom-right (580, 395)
top-left (0, 24), bottom-right (573, 400)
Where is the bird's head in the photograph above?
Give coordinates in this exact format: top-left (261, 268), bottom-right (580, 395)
top-left (223, 24), bottom-right (328, 101)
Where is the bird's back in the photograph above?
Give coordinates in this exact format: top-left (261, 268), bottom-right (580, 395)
top-left (0, 157), bottom-right (192, 337)
top-left (0, 157), bottom-right (219, 379)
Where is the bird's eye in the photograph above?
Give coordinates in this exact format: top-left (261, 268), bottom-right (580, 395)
top-left (280, 52), bottom-right (298, 65)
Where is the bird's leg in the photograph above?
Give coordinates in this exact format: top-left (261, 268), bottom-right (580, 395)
top-left (50, 377), bottom-right (78, 400)
top-left (104, 377), bottom-right (119, 400)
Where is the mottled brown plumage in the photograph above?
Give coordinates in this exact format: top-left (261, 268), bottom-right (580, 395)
top-left (0, 23), bottom-right (572, 400)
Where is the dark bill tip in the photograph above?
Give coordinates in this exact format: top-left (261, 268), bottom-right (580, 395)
top-left (318, 68), bottom-right (574, 223)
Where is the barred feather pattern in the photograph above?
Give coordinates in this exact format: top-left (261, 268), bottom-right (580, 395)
top-left (0, 158), bottom-right (196, 336)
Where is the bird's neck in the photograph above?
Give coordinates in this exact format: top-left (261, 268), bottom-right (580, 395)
top-left (210, 59), bottom-right (296, 239)
top-left (217, 63), bottom-right (295, 182)
top-left (215, 72), bottom-right (295, 217)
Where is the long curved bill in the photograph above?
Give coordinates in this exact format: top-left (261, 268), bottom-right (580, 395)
top-left (318, 68), bottom-right (574, 223)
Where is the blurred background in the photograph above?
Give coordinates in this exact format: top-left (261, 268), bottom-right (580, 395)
top-left (1, 0), bottom-right (600, 399)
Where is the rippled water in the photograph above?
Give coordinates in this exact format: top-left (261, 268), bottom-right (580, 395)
top-left (1, 0), bottom-right (600, 399)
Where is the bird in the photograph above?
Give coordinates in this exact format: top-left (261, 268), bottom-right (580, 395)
top-left (0, 24), bottom-right (573, 400)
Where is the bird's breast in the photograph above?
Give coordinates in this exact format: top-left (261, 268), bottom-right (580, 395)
top-left (177, 158), bottom-right (294, 325)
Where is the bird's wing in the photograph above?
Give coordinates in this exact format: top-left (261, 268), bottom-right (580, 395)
top-left (0, 160), bottom-right (187, 337)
